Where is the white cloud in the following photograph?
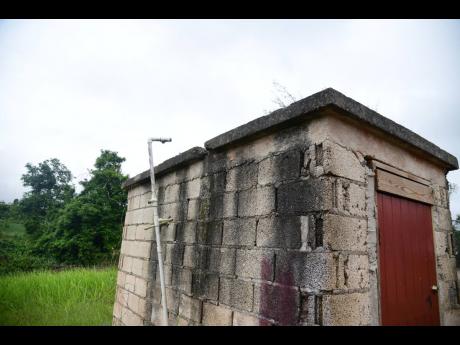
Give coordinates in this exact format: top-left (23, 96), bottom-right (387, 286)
top-left (1, 19), bottom-right (459, 217)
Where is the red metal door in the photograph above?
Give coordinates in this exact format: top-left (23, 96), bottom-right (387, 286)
top-left (377, 192), bottom-right (440, 326)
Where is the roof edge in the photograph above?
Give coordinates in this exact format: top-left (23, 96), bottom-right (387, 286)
top-left (122, 146), bottom-right (207, 189)
top-left (204, 87), bottom-right (458, 170)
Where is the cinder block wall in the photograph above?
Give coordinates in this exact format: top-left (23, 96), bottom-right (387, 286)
top-left (113, 119), bottom-right (378, 326)
top-left (112, 88), bottom-right (460, 326)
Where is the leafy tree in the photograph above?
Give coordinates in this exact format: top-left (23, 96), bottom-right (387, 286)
top-left (44, 150), bottom-right (128, 265)
top-left (19, 159), bottom-right (75, 237)
top-left (0, 202), bottom-right (9, 220)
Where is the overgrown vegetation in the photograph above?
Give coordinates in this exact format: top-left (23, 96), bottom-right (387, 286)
top-left (454, 215), bottom-right (460, 267)
top-left (0, 267), bottom-right (117, 325)
top-left (0, 150), bottom-right (127, 274)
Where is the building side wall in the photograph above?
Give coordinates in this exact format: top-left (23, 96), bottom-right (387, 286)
top-left (113, 118), bottom-right (376, 326)
top-left (113, 113), bottom-right (459, 326)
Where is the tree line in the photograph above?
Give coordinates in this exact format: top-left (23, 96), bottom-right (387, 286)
top-left (0, 150), bottom-right (128, 274)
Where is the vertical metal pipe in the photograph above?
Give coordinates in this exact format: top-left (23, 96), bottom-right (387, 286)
top-left (148, 140), bottom-right (169, 326)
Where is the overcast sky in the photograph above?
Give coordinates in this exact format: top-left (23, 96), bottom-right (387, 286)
top-left (1, 19), bottom-right (459, 218)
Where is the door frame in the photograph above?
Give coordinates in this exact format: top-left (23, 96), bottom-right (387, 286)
top-left (369, 159), bottom-right (441, 325)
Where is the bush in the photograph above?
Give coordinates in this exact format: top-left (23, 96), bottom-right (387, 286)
top-left (0, 237), bottom-right (57, 275)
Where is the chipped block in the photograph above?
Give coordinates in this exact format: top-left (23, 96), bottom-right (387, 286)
top-left (323, 140), bottom-right (365, 182)
top-left (322, 214), bottom-right (367, 252)
top-left (335, 180), bottom-right (367, 217)
top-left (432, 206), bottom-right (453, 231)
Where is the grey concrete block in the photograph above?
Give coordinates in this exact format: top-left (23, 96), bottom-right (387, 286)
top-left (322, 292), bottom-right (370, 326)
top-left (172, 267), bottom-right (193, 294)
top-left (233, 311), bottom-right (261, 326)
top-left (337, 254), bottom-right (369, 290)
top-left (155, 264), bottom-right (173, 287)
top-left (238, 187), bottom-right (276, 217)
top-left (432, 206), bottom-right (453, 231)
top-left (275, 251), bottom-right (337, 291)
top-left (219, 278), bottom-right (254, 311)
top-left (186, 179), bottom-right (201, 199)
top-left (258, 150), bottom-right (301, 185)
top-left (175, 222), bottom-right (196, 244)
top-left (191, 272), bottom-right (219, 301)
top-left (223, 218), bottom-right (257, 246)
top-left (164, 184), bottom-right (180, 203)
top-left (226, 163), bottom-right (258, 191)
top-left (222, 192), bottom-right (238, 218)
top-left (196, 221), bottom-right (223, 245)
top-left (208, 247), bottom-right (236, 275)
top-left (256, 216), bottom-right (301, 249)
top-left (298, 293), bottom-right (316, 325)
top-left (235, 249), bottom-right (274, 281)
top-left (160, 223), bottom-right (176, 242)
top-left (209, 171), bottom-right (227, 194)
top-left (277, 178), bottom-right (333, 215)
top-left (187, 199), bottom-right (200, 220)
top-left (202, 303), bottom-right (233, 325)
top-left (335, 180), bottom-right (367, 217)
top-left (183, 245), bottom-right (197, 269)
top-left (253, 283), bottom-right (300, 325)
top-left (322, 140), bottom-right (366, 182)
top-left (165, 287), bottom-right (180, 314)
top-left (165, 243), bottom-right (184, 266)
top-left (322, 214), bottom-right (367, 252)
top-left (179, 294), bottom-right (202, 323)
top-left (209, 193), bottom-right (224, 220)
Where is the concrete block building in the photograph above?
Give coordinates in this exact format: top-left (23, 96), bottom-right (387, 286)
top-left (113, 88), bottom-right (460, 326)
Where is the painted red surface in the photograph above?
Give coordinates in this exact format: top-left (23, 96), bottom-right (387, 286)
top-left (259, 257), bottom-right (297, 325)
top-left (377, 192), bottom-right (440, 326)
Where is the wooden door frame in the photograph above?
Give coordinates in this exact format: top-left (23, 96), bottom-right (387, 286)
top-left (369, 159), bottom-right (441, 325)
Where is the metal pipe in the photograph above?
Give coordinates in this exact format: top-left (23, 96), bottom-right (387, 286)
top-left (148, 137), bottom-right (171, 326)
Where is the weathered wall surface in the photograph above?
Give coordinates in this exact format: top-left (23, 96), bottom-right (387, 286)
top-left (113, 118), bottom-right (377, 326)
top-left (112, 89), bottom-right (459, 326)
top-left (315, 114), bottom-right (460, 325)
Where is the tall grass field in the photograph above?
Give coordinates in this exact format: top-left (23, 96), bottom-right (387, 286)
top-left (0, 267), bottom-right (117, 326)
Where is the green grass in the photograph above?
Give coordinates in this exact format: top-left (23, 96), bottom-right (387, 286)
top-left (0, 266), bottom-right (117, 326)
